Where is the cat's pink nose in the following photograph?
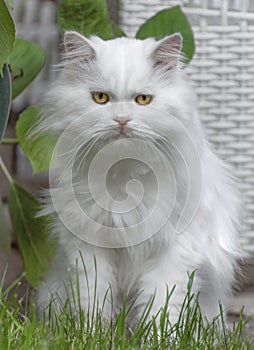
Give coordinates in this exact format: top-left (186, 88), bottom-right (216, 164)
top-left (113, 117), bottom-right (131, 130)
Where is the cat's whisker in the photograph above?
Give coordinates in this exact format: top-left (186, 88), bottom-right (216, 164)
top-left (75, 136), bottom-right (102, 173)
top-left (57, 133), bottom-right (94, 173)
top-left (55, 134), bottom-right (101, 184)
top-left (57, 131), bottom-right (92, 157)
top-left (145, 127), bottom-right (179, 156)
top-left (144, 132), bottom-right (178, 168)
top-left (75, 132), bottom-right (113, 174)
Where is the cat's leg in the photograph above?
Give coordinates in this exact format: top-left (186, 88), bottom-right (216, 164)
top-left (197, 252), bottom-right (236, 325)
top-left (37, 243), bottom-right (116, 321)
top-left (135, 250), bottom-right (235, 329)
top-left (133, 249), bottom-right (196, 327)
top-left (72, 244), bottom-right (117, 320)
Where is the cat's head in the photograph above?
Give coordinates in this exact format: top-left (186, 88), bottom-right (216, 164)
top-left (41, 32), bottom-right (204, 245)
top-left (40, 31), bottom-right (202, 150)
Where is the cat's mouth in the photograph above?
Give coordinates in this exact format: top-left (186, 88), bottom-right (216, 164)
top-left (95, 123), bottom-right (151, 142)
top-left (110, 125), bottom-right (133, 139)
top-left (112, 125), bottom-right (152, 141)
top-left (114, 121), bottom-right (154, 139)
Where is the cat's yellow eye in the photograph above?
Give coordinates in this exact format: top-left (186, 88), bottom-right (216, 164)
top-left (135, 94), bottom-right (152, 105)
top-left (92, 92), bottom-right (110, 104)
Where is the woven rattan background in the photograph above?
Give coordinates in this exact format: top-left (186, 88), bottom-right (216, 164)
top-left (13, 0), bottom-right (58, 111)
top-left (119, 0), bottom-right (254, 254)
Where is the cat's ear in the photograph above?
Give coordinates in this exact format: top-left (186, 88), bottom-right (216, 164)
top-left (151, 33), bottom-right (183, 70)
top-left (64, 31), bottom-right (96, 61)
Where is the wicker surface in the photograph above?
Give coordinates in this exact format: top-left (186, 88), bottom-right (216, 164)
top-left (13, 0), bottom-right (58, 111)
top-left (119, 0), bottom-right (254, 254)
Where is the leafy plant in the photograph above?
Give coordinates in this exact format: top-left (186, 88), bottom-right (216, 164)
top-left (16, 106), bottom-right (57, 174)
top-left (0, 0), bottom-right (52, 286)
top-left (57, 0), bottom-right (117, 40)
top-left (9, 39), bottom-right (46, 99)
top-left (58, 0), bottom-right (195, 62)
top-left (0, 0), bottom-right (15, 73)
top-left (0, 0), bottom-right (195, 286)
top-left (136, 6), bottom-right (195, 63)
top-left (0, 64), bottom-right (11, 141)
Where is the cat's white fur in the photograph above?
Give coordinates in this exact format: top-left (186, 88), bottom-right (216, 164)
top-left (36, 31), bottom-right (242, 327)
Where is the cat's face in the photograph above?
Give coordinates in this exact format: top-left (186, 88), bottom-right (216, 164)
top-left (43, 31), bottom-right (200, 149)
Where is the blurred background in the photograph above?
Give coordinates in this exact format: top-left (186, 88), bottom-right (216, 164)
top-left (0, 0), bottom-right (254, 297)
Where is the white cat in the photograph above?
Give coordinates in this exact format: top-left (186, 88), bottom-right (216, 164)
top-left (36, 31), bottom-right (242, 328)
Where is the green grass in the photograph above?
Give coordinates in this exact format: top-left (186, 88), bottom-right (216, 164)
top-left (0, 271), bottom-right (253, 350)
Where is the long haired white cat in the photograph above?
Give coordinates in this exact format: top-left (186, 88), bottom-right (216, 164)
top-left (36, 31), bottom-right (242, 327)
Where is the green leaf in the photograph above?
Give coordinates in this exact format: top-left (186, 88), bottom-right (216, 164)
top-left (136, 6), bottom-right (195, 63)
top-left (8, 182), bottom-right (55, 286)
top-left (0, 197), bottom-right (11, 253)
top-left (0, 0), bottom-right (15, 74)
top-left (57, 0), bottom-right (115, 40)
top-left (7, 0), bottom-right (13, 8)
top-left (16, 106), bottom-right (57, 174)
top-left (0, 64), bottom-right (11, 142)
top-left (8, 39), bottom-right (46, 99)
top-left (112, 24), bottom-right (126, 38)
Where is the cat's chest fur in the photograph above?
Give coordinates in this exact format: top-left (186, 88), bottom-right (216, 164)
top-left (55, 152), bottom-right (177, 247)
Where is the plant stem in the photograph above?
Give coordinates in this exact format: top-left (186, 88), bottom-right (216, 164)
top-left (1, 138), bottom-right (19, 145)
top-left (0, 157), bottom-right (13, 184)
